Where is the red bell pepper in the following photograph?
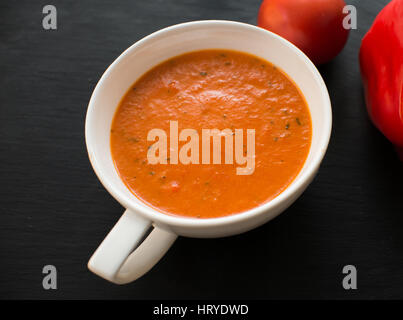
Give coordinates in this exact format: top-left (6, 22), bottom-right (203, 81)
top-left (359, 0), bottom-right (403, 160)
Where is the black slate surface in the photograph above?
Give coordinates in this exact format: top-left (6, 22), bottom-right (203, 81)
top-left (1, 0), bottom-right (402, 300)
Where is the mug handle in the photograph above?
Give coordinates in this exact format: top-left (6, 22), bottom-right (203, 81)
top-left (88, 209), bottom-right (177, 284)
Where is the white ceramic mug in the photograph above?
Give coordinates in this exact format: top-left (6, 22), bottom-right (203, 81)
top-left (85, 20), bottom-right (332, 284)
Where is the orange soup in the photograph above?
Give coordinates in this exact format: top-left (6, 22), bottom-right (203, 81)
top-left (111, 50), bottom-right (312, 218)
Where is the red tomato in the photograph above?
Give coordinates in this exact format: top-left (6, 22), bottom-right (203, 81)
top-left (258, 0), bottom-right (350, 65)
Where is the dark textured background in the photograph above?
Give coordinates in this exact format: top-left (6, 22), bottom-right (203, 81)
top-left (1, 0), bottom-right (402, 300)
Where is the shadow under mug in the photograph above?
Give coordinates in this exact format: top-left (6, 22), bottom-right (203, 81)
top-left (85, 20), bottom-right (332, 284)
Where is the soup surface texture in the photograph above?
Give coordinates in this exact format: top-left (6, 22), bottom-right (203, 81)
top-left (111, 50), bottom-right (311, 219)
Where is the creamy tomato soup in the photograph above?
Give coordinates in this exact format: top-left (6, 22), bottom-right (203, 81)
top-left (111, 50), bottom-right (312, 218)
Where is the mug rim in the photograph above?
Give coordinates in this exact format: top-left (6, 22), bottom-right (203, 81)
top-left (85, 20), bottom-right (332, 229)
